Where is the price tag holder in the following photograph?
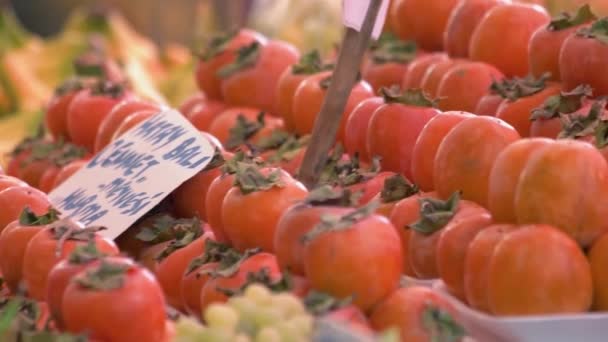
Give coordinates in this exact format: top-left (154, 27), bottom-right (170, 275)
top-left (49, 108), bottom-right (214, 240)
top-left (342, 0), bottom-right (390, 40)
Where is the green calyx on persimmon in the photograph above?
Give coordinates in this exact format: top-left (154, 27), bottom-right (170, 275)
top-left (410, 191), bottom-right (461, 235)
top-left (530, 84), bottom-right (592, 120)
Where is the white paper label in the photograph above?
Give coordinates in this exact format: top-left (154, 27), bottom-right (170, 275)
top-left (49, 108), bottom-right (214, 239)
top-left (342, 0), bottom-right (390, 40)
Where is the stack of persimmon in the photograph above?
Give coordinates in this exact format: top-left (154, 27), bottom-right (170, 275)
top-left (4, 1), bottom-right (608, 341)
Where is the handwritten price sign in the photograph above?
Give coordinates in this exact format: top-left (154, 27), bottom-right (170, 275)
top-left (49, 109), bottom-right (214, 239)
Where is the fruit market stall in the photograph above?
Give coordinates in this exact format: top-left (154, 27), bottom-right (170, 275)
top-left (2, 0), bottom-right (608, 341)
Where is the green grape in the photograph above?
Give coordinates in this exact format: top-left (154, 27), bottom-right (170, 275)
top-left (173, 317), bottom-right (207, 342)
top-left (204, 303), bottom-right (240, 330)
top-left (199, 327), bottom-right (236, 342)
top-left (251, 307), bottom-right (283, 328)
top-left (290, 315), bottom-right (314, 336)
top-left (229, 297), bottom-right (257, 317)
top-left (274, 320), bottom-right (300, 342)
top-left (272, 293), bottom-right (306, 317)
top-left (255, 326), bottom-right (282, 342)
top-left (244, 284), bottom-right (273, 305)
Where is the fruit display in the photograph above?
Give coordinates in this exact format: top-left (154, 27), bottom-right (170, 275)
top-left (2, 1), bottom-right (608, 341)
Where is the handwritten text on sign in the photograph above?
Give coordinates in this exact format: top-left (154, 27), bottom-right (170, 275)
top-left (49, 109), bottom-right (214, 239)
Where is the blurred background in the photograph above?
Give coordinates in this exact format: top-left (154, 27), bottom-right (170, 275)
top-left (5, 0), bottom-right (344, 50)
top-left (0, 0), bottom-right (606, 156)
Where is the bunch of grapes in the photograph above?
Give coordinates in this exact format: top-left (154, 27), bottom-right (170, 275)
top-left (174, 284), bottom-right (314, 342)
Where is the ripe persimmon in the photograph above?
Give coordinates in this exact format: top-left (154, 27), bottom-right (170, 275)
top-left (222, 165), bottom-right (308, 252)
top-left (515, 139), bottom-right (608, 247)
top-left (444, 0), bottom-right (505, 57)
top-left (411, 111), bottom-right (475, 191)
top-left (464, 224), bottom-right (518, 312)
top-left (529, 4), bottom-right (597, 81)
top-left (368, 88), bottom-right (440, 180)
top-left (219, 40), bottom-right (300, 114)
top-left (370, 286), bottom-right (463, 342)
top-left (408, 192), bottom-right (487, 279)
top-left (561, 18), bottom-right (608, 96)
top-left (487, 138), bottom-right (553, 223)
top-left (195, 29), bottom-right (267, 100)
top-left (292, 71), bottom-right (373, 142)
top-left (389, 191), bottom-right (437, 276)
top-left (469, 3), bottom-right (550, 77)
top-left (302, 203), bottom-right (403, 312)
top-left (390, 0), bottom-right (461, 51)
top-left (487, 224), bottom-right (592, 315)
top-left (495, 76), bottom-right (562, 137)
top-left (274, 50), bottom-right (327, 132)
top-left (436, 61), bottom-right (504, 112)
top-left (402, 53), bottom-right (449, 90)
top-left (589, 232), bottom-right (608, 310)
top-left (344, 97), bottom-right (384, 162)
top-left (434, 116), bottom-right (520, 207)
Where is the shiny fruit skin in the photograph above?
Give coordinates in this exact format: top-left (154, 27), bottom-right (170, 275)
top-left (293, 71), bottom-right (373, 142)
top-left (487, 224), bottom-right (592, 315)
top-left (62, 258), bottom-right (167, 342)
top-left (370, 286), bottom-right (459, 342)
top-left (409, 200), bottom-right (486, 279)
top-left (94, 99), bottom-right (159, 153)
top-left (207, 107), bottom-right (259, 146)
top-left (22, 227), bottom-right (119, 300)
top-left (368, 102), bottom-right (440, 180)
top-left (434, 116), bottom-right (520, 207)
top-left (402, 53), bottom-right (449, 90)
top-left (46, 90), bottom-right (79, 141)
top-left (67, 87), bottom-right (131, 152)
top-left (515, 139), bottom-right (608, 247)
top-left (274, 67), bottom-right (310, 132)
top-left (187, 100), bottom-right (228, 132)
top-left (444, 0), bottom-right (505, 58)
top-left (195, 29), bottom-right (267, 100)
top-left (464, 224), bottom-right (518, 312)
top-left (436, 212), bottom-right (493, 301)
top-left (344, 97), bottom-right (384, 163)
top-left (303, 212), bottom-right (403, 312)
top-left (205, 173), bottom-right (236, 243)
top-left (222, 169), bottom-right (308, 252)
top-left (411, 111), bottom-right (474, 191)
top-left (220, 40), bottom-right (300, 113)
top-left (0, 222), bottom-right (46, 292)
top-left (389, 192), bottom-right (435, 276)
top-left (52, 159), bottom-right (87, 190)
top-left (111, 110), bottom-right (157, 142)
top-left (0, 186), bottom-right (50, 233)
top-left (420, 59), bottom-right (462, 99)
top-left (475, 93), bottom-right (504, 116)
top-left (436, 61), bottom-right (504, 112)
top-left (363, 61), bottom-right (410, 93)
top-left (487, 138), bottom-right (553, 223)
top-left (180, 262), bottom-right (216, 316)
top-left (469, 3), bottom-right (550, 77)
top-left (155, 232), bottom-right (215, 311)
top-left (529, 22), bottom-right (591, 81)
top-left (589, 233), bottom-right (608, 310)
top-left (47, 258), bottom-right (101, 329)
top-left (275, 205), bottom-right (346, 276)
top-left (560, 23), bottom-right (608, 95)
top-left (390, 0), bottom-right (461, 51)
top-left (495, 83), bottom-right (561, 137)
